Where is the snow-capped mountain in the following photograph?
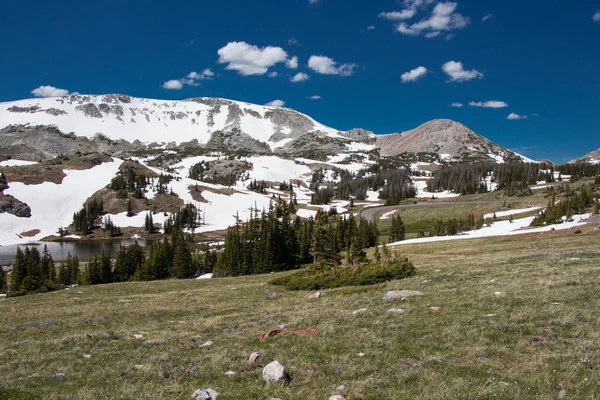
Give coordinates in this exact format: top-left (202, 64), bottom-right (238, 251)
top-left (570, 148), bottom-right (600, 164)
top-left (0, 94), bottom-right (531, 162)
top-left (0, 94), bottom-right (376, 159)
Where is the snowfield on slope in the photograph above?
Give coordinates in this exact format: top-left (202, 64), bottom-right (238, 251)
top-left (0, 159), bottom-right (122, 245)
top-left (389, 213), bottom-right (591, 247)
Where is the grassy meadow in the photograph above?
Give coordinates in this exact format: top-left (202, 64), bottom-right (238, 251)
top-left (2, 218), bottom-right (600, 399)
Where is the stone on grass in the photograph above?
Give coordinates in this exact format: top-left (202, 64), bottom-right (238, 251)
top-left (264, 290), bottom-right (282, 298)
top-left (83, 354), bottom-right (91, 359)
top-left (384, 290), bottom-right (424, 300)
top-left (192, 388), bottom-right (219, 400)
top-left (262, 361), bottom-right (288, 384)
top-left (357, 353), bottom-right (365, 357)
top-left (118, 299), bottom-right (133, 303)
top-left (225, 370), bottom-right (236, 377)
top-left (388, 308), bottom-right (405, 313)
top-left (200, 340), bottom-right (213, 348)
top-left (330, 396), bottom-right (346, 400)
top-left (248, 352), bottom-right (261, 364)
top-left (336, 385), bottom-right (346, 391)
top-left (133, 334), bottom-right (143, 340)
top-left (431, 306), bottom-right (441, 311)
top-left (352, 308), bottom-right (368, 315)
top-left (306, 292), bottom-right (321, 299)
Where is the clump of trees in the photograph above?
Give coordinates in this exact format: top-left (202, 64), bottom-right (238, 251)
top-left (9, 246), bottom-right (58, 296)
top-left (213, 199), bottom-right (381, 277)
top-left (531, 184), bottom-right (598, 226)
top-left (72, 199), bottom-right (105, 234)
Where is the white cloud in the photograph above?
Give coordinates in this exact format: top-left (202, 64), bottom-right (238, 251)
top-left (309, 0), bottom-right (320, 3)
top-left (162, 80), bottom-right (184, 90)
top-left (290, 72), bottom-right (310, 82)
top-left (450, 102), bottom-right (463, 107)
top-left (379, 9), bottom-right (416, 20)
top-left (469, 100), bottom-right (508, 108)
top-left (507, 113), bottom-right (528, 120)
top-left (162, 69), bottom-right (214, 90)
top-left (401, 66), bottom-right (428, 82)
top-left (395, 2), bottom-right (470, 37)
top-left (367, 25), bottom-right (376, 30)
top-left (288, 38), bottom-right (299, 46)
top-left (286, 56), bottom-right (299, 69)
top-left (268, 71), bottom-right (279, 78)
top-left (310, 95), bottom-right (322, 100)
top-left (594, 10), bottom-right (600, 22)
top-left (217, 41), bottom-right (288, 75)
top-left (442, 61), bottom-right (483, 82)
top-left (533, 113), bottom-right (540, 117)
top-left (265, 99), bottom-right (286, 107)
top-left (31, 85), bottom-right (69, 97)
top-left (308, 55), bottom-right (357, 76)
top-left (482, 13), bottom-right (493, 22)
top-left (425, 31), bottom-right (441, 38)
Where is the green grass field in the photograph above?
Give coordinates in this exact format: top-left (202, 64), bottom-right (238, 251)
top-left (2, 220), bottom-right (600, 399)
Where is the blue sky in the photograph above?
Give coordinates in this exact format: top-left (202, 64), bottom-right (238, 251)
top-left (1, 0), bottom-right (599, 163)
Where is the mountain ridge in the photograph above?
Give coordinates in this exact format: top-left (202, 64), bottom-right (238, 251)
top-left (0, 94), bottom-right (530, 162)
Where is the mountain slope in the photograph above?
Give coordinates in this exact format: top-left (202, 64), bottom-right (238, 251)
top-left (0, 94), bottom-right (532, 162)
top-left (376, 119), bottom-right (532, 162)
top-left (0, 94), bottom-right (375, 157)
top-left (570, 148), bottom-right (600, 164)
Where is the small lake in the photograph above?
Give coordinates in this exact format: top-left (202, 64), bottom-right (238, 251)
top-left (0, 239), bottom-right (152, 265)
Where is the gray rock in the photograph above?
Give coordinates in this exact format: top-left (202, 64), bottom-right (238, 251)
top-left (0, 194), bottom-right (31, 217)
top-left (384, 290), bottom-right (424, 300)
top-left (262, 361), bottom-right (288, 384)
top-left (336, 385), bottom-right (347, 391)
top-left (248, 352), bottom-right (260, 364)
top-left (352, 308), bottom-right (368, 315)
top-left (191, 388), bottom-right (219, 400)
top-left (329, 396), bottom-right (346, 400)
top-left (388, 308), bottom-right (405, 313)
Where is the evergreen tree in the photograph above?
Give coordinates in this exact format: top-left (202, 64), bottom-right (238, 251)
top-left (0, 266), bottom-right (6, 294)
top-left (350, 237), bottom-right (367, 266)
top-left (172, 234), bottom-right (194, 278)
top-left (9, 247), bottom-right (26, 293)
top-left (390, 215), bottom-right (406, 242)
top-left (99, 251), bottom-right (113, 284)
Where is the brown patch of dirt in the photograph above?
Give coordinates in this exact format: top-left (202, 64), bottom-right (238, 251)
top-left (20, 229), bottom-right (40, 237)
top-left (0, 153), bottom-right (113, 185)
top-left (189, 185), bottom-right (208, 203)
top-left (196, 185), bottom-right (240, 196)
top-left (90, 188), bottom-right (184, 215)
top-left (118, 160), bottom-right (158, 177)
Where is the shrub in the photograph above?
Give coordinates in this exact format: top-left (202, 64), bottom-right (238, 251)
top-left (269, 259), bottom-right (416, 290)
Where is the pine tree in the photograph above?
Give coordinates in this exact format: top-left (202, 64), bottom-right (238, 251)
top-left (0, 266), bottom-right (6, 293)
top-left (99, 251), bottom-right (113, 283)
top-left (350, 237), bottom-right (367, 266)
top-left (126, 200), bottom-right (134, 217)
top-left (9, 247), bottom-right (26, 293)
top-left (172, 234), bottom-right (193, 279)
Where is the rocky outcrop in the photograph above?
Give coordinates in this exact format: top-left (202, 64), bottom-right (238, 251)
top-left (0, 125), bottom-right (142, 160)
top-left (276, 131), bottom-right (347, 158)
top-left (206, 128), bottom-right (270, 153)
top-left (338, 128), bottom-right (376, 143)
top-left (0, 194), bottom-right (31, 217)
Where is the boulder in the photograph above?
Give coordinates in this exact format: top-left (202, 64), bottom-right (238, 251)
top-left (191, 388), bottom-right (219, 400)
top-left (248, 352), bottom-right (261, 364)
top-left (383, 290), bottom-right (424, 300)
top-left (262, 361), bottom-right (288, 384)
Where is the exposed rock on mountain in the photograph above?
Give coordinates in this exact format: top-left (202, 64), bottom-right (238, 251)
top-left (570, 148), bottom-right (600, 164)
top-left (0, 125), bottom-right (141, 161)
top-left (0, 94), bottom-right (530, 162)
top-left (376, 119), bottom-right (527, 162)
